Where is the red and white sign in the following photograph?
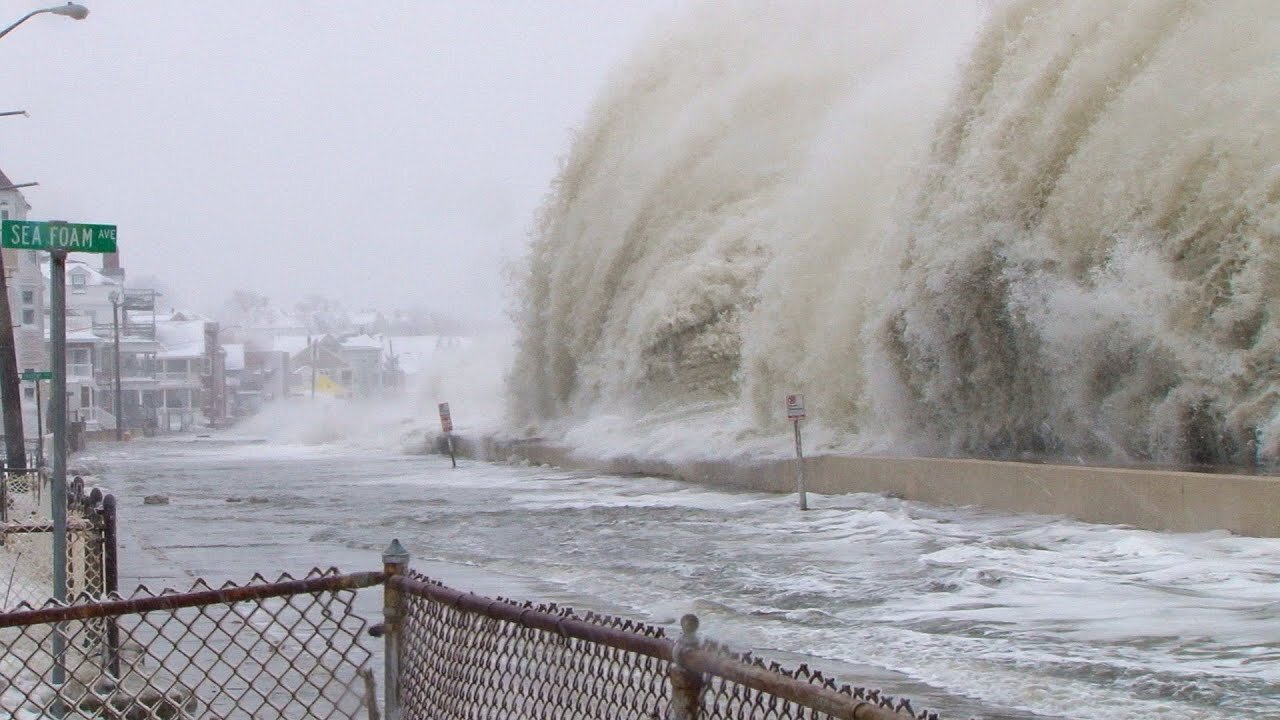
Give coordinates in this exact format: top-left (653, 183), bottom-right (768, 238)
top-left (438, 402), bottom-right (453, 433)
top-left (785, 394), bottom-right (805, 420)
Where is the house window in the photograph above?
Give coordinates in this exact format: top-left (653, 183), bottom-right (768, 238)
top-left (20, 290), bottom-right (33, 305)
top-left (21, 309), bottom-right (34, 325)
top-left (81, 386), bottom-right (91, 408)
top-left (23, 387), bottom-right (33, 400)
top-left (70, 272), bottom-right (87, 290)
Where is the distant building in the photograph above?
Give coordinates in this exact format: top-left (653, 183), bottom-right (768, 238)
top-left (38, 251), bottom-right (228, 434)
top-left (340, 334), bottom-right (385, 397)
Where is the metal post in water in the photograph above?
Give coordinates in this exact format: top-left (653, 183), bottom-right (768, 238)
top-left (382, 539), bottom-right (410, 720)
top-left (667, 613), bottom-right (704, 720)
top-left (50, 245), bottom-right (68, 685)
top-left (793, 419), bottom-right (808, 511)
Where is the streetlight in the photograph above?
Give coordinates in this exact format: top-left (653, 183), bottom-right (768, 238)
top-left (0, 3), bottom-right (88, 41)
top-left (108, 291), bottom-right (123, 441)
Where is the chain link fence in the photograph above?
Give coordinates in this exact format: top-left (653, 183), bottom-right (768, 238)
top-left (0, 568), bottom-right (383, 719)
top-left (0, 540), bottom-right (950, 719)
top-left (1, 473), bottom-right (117, 611)
top-left (385, 546), bottom-right (941, 720)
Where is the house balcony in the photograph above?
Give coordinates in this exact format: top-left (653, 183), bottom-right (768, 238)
top-left (67, 363), bottom-right (94, 379)
top-left (95, 371), bottom-right (159, 386)
top-left (157, 371), bottom-right (202, 384)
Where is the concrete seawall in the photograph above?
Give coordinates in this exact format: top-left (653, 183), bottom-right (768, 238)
top-left (459, 436), bottom-right (1280, 537)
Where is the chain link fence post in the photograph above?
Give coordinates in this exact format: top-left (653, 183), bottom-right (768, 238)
top-left (102, 493), bottom-right (120, 677)
top-left (382, 539), bottom-right (410, 720)
top-left (85, 489), bottom-right (104, 598)
top-left (668, 613), bottom-right (705, 720)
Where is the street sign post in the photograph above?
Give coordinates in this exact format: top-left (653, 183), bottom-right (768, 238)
top-left (786, 394), bottom-right (808, 511)
top-left (22, 369), bottom-right (47, 467)
top-left (5, 219), bottom-right (119, 683)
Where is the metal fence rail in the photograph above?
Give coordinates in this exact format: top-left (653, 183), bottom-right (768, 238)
top-left (384, 549), bottom-right (938, 720)
top-left (0, 569), bottom-right (383, 719)
top-left (0, 540), bottom-right (949, 720)
top-left (393, 572), bottom-right (671, 719)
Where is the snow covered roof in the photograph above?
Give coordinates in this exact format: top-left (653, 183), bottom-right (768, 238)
top-left (342, 333), bottom-right (382, 350)
top-left (41, 259), bottom-right (120, 287)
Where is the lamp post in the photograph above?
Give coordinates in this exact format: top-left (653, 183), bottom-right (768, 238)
top-left (0, 3), bottom-right (88, 41)
top-left (108, 291), bottom-right (123, 440)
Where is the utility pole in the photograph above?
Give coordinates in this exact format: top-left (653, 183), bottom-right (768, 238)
top-left (0, 115), bottom-right (32, 470)
top-left (110, 291), bottom-right (122, 440)
top-left (0, 247), bottom-right (27, 470)
top-left (49, 245), bottom-right (67, 684)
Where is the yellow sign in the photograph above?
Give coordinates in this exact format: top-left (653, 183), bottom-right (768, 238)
top-left (315, 373), bottom-right (347, 396)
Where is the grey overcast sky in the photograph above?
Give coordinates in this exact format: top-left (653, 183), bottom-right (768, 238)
top-left (0, 0), bottom-right (682, 323)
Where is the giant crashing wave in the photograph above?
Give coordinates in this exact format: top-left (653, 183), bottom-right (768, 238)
top-left (509, 0), bottom-right (1280, 468)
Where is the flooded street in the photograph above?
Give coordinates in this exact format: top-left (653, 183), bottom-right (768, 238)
top-left (88, 437), bottom-right (1280, 720)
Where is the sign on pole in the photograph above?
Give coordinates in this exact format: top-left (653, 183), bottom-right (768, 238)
top-left (438, 402), bottom-right (457, 468)
top-left (13, 217), bottom-right (121, 688)
top-left (438, 402), bottom-right (453, 433)
top-left (20, 369), bottom-right (52, 381)
top-left (1, 220), bottom-right (118, 253)
top-left (786, 394), bottom-right (806, 420)
top-left (786, 393), bottom-right (808, 510)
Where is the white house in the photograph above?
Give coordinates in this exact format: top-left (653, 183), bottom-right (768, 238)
top-left (0, 169), bottom-right (48, 447)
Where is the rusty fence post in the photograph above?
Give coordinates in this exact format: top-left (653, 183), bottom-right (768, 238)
top-left (382, 539), bottom-right (410, 720)
top-left (102, 494), bottom-right (120, 677)
top-left (668, 613), bottom-right (705, 720)
top-left (86, 489), bottom-right (104, 597)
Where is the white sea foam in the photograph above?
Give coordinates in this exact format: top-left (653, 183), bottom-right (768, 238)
top-left (228, 326), bottom-right (515, 453)
top-left (93, 439), bottom-right (1280, 718)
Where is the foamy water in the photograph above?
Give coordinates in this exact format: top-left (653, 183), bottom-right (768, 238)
top-left (509, 0), bottom-right (1280, 469)
top-left (93, 438), bottom-right (1280, 719)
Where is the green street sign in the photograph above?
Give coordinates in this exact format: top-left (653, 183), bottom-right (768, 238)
top-left (1, 220), bottom-right (117, 253)
top-left (20, 369), bottom-right (52, 381)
